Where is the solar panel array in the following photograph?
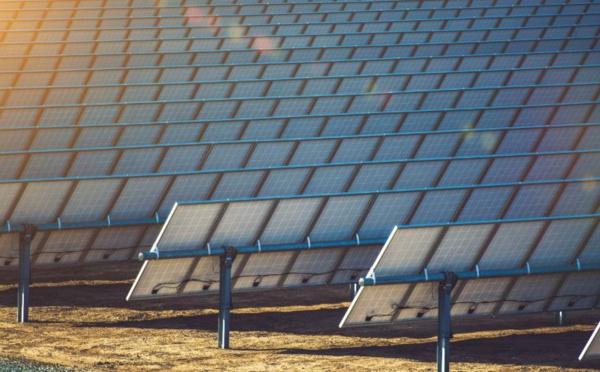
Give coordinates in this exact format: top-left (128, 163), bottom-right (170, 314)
top-left (129, 173), bottom-right (599, 299)
top-left (340, 215), bottom-right (600, 326)
top-left (0, 0), bottom-right (599, 271)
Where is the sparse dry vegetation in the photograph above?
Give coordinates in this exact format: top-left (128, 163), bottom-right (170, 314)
top-left (0, 263), bottom-right (598, 371)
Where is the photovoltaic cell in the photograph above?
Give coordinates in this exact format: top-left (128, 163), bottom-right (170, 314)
top-left (330, 245), bottom-right (382, 284)
top-left (233, 251), bottom-right (295, 290)
top-left (153, 202), bottom-right (224, 252)
top-left (303, 166), bottom-right (354, 194)
top-left (282, 249), bottom-right (345, 286)
top-left (83, 225), bottom-right (148, 263)
top-left (9, 182), bottom-right (72, 225)
top-left (60, 179), bottom-right (122, 223)
top-left (33, 229), bottom-right (95, 265)
top-left (426, 224), bottom-right (494, 272)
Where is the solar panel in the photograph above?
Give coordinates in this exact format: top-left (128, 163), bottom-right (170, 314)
top-left (580, 321), bottom-right (600, 360)
top-left (340, 214), bottom-right (600, 327)
top-left (126, 194), bottom-right (377, 300)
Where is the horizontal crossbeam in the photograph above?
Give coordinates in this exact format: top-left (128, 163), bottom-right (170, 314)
top-left (360, 262), bottom-right (600, 287)
top-left (140, 237), bottom-right (386, 261)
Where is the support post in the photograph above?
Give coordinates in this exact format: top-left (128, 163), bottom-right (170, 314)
top-left (555, 311), bottom-right (566, 326)
top-left (437, 272), bottom-right (457, 372)
top-left (218, 247), bottom-right (236, 349)
top-left (17, 224), bottom-right (36, 323)
top-left (349, 282), bottom-right (359, 300)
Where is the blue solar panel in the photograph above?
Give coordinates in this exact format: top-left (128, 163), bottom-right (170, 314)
top-left (0, 0), bottom-right (597, 281)
top-left (341, 214), bottom-right (600, 326)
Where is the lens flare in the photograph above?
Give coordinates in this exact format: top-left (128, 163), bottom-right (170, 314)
top-left (227, 26), bottom-right (244, 39)
top-left (583, 178), bottom-right (597, 193)
top-left (253, 36), bottom-right (276, 53)
top-left (480, 132), bottom-right (497, 151)
top-left (185, 7), bottom-right (213, 26)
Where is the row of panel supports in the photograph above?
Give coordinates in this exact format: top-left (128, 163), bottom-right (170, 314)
top-left (357, 263), bottom-right (600, 372)
top-left (214, 246), bottom-right (363, 350)
top-left (10, 230), bottom-right (576, 366)
top-left (213, 259), bottom-right (573, 361)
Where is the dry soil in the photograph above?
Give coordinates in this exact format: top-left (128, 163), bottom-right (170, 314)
top-left (0, 262), bottom-right (599, 371)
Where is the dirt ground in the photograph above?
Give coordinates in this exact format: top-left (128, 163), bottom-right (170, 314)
top-left (0, 262), bottom-right (599, 372)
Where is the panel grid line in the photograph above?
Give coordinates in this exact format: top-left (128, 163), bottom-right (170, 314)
top-left (1, 32), bottom-right (597, 65)
top-left (1, 2), bottom-right (594, 28)
top-left (486, 77), bottom-right (593, 313)
top-left (2, 48), bottom-right (595, 78)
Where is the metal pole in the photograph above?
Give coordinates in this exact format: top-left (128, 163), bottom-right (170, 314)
top-left (555, 311), bottom-right (566, 326)
top-left (139, 237), bottom-right (387, 261)
top-left (17, 224), bottom-right (36, 323)
top-left (218, 247), bottom-right (236, 349)
top-left (349, 282), bottom-right (359, 300)
top-left (437, 272), bottom-right (457, 372)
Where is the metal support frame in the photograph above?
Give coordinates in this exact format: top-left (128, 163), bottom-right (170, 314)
top-left (360, 262), bottom-right (600, 287)
top-left (141, 237), bottom-right (386, 261)
top-left (437, 272), bottom-right (457, 372)
top-left (139, 213), bottom-right (600, 263)
top-left (218, 247), bottom-right (236, 349)
top-left (17, 224), bottom-right (36, 323)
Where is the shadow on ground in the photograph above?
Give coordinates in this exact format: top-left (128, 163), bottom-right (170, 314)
top-left (0, 281), bottom-right (352, 311)
top-left (75, 308), bottom-right (600, 370)
top-left (0, 264), bottom-right (599, 371)
top-left (282, 330), bottom-right (600, 370)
